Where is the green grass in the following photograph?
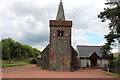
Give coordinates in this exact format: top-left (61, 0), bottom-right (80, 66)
top-left (104, 71), bottom-right (120, 78)
top-left (0, 60), bottom-right (2, 67)
top-left (1, 60), bottom-right (29, 67)
top-left (2, 63), bottom-right (28, 67)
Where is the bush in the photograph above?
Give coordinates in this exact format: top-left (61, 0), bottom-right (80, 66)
top-left (114, 56), bottom-right (120, 66)
top-left (30, 58), bottom-right (37, 64)
top-left (109, 56), bottom-right (120, 68)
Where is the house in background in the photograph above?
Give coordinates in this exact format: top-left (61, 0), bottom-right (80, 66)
top-left (76, 45), bottom-right (109, 68)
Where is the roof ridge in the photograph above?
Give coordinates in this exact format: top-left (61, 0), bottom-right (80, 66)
top-left (77, 45), bottom-right (102, 47)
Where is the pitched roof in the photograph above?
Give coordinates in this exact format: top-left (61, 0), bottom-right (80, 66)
top-left (76, 45), bottom-right (102, 58)
top-left (37, 44), bottom-right (50, 59)
top-left (37, 54), bottom-right (42, 59)
top-left (56, 0), bottom-right (65, 21)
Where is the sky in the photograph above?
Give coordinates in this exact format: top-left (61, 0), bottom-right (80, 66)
top-left (0, 0), bottom-right (112, 51)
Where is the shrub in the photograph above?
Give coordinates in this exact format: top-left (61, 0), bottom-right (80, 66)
top-left (109, 56), bottom-right (120, 68)
top-left (30, 58), bottom-right (37, 64)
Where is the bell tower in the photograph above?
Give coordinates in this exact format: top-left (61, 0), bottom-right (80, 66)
top-left (49, 0), bottom-right (72, 71)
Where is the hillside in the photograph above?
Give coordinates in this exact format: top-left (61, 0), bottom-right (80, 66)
top-left (1, 38), bottom-right (40, 60)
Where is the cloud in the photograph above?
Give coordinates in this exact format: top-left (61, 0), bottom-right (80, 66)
top-left (0, 0), bottom-right (109, 51)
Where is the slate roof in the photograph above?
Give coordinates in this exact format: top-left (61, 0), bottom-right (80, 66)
top-left (37, 54), bottom-right (42, 59)
top-left (76, 45), bottom-right (102, 58)
top-left (37, 44), bottom-right (50, 59)
top-left (56, 0), bottom-right (65, 21)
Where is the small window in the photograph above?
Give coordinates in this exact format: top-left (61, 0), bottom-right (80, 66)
top-left (58, 30), bottom-right (61, 37)
top-left (57, 29), bottom-right (64, 37)
top-left (61, 30), bottom-right (64, 37)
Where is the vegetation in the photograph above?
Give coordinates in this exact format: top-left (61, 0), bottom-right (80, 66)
top-left (2, 60), bottom-right (28, 67)
top-left (113, 52), bottom-right (120, 57)
top-left (109, 56), bottom-right (120, 68)
top-left (98, 1), bottom-right (120, 74)
top-left (30, 58), bottom-right (37, 64)
top-left (1, 38), bottom-right (40, 60)
top-left (1, 38), bottom-right (41, 67)
top-left (98, 1), bottom-right (120, 57)
top-left (104, 71), bottom-right (120, 78)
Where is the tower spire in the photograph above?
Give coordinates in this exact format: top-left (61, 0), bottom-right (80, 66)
top-left (56, 0), bottom-right (65, 21)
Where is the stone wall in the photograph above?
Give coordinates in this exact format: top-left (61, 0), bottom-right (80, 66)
top-left (49, 21), bottom-right (72, 71)
top-left (71, 46), bottom-right (79, 71)
top-left (80, 59), bottom-right (90, 68)
top-left (80, 59), bottom-right (109, 68)
top-left (37, 44), bottom-right (49, 70)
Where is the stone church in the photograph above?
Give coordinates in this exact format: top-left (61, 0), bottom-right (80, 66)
top-left (37, 1), bottom-right (79, 71)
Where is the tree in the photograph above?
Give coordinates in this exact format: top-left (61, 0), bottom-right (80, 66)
top-left (0, 41), bottom-right (2, 59)
top-left (1, 38), bottom-right (40, 60)
top-left (98, 0), bottom-right (120, 56)
top-left (2, 40), bottom-right (11, 60)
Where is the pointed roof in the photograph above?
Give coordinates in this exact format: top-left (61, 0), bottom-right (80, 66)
top-left (56, 0), bottom-right (65, 21)
top-left (76, 45), bottom-right (102, 58)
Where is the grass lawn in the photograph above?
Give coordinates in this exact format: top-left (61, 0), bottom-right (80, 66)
top-left (0, 60), bottom-right (2, 67)
top-left (2, 63), bottom-right (29, 67)
top-left (104, 71), bottom-right (120, 78)
top-left (2, 60), bottom-right (29, 67)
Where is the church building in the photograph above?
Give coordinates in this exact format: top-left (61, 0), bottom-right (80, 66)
top-left (37, 0), bottom-right (79, 71)
top-left (76, 45), bottom-right (109, 68)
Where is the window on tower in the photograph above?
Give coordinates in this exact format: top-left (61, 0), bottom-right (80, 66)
top-left (57, 29), bottom-right (64, 38)
top-left (61, 30), bottom-right (64, 37)
top-left (58, 30), bottom-right (61, 37)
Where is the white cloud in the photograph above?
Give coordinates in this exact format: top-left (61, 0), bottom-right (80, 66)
top-left (72, 28), bottom-right (89, 48)
top-left (0, 0), bottom-right (109, 51)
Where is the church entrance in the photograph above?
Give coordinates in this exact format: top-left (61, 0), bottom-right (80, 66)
top-left (91, 58), bottom-right (97, 67)
top-left (90, 52), bottom-right (99, 68)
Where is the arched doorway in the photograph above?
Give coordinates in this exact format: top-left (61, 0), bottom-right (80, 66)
top-left (90, 52), bottom-right (99, 68)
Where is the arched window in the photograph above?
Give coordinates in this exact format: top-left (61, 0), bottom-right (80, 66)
top-left (61, 30), bottom-right (64, 37)
top-left (58, 29), bottom-right (64, 37)
top-left (58, 30), bottom-right (61, 37)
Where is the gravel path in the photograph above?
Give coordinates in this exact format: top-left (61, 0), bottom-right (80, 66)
top-left (2, 65), bottom-right (117, 78)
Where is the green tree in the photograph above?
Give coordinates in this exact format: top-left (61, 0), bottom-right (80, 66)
top-left (2, 40), bottom-right (11, 60)
top-left (98, 1), bottom-right (120, 56)
top-left (0, 41), bottom-right (2, 59)
top-left (1, 38), bottom-right (40, 60)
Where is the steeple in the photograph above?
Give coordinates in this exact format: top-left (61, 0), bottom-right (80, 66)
top-left (56, 0), bottom-right (65, 21)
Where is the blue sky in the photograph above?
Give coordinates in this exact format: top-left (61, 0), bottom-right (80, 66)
top-left (86, 32), bottom-right (105, 45)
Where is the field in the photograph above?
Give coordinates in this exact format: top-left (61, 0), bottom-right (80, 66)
top-left (1, 59), bottom-right (32, 67)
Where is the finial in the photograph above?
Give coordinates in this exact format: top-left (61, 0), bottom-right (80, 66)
top-left (60, 0), bottom-right (62, 2)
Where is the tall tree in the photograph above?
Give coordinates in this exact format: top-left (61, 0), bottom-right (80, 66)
top-left (98, 0), bottom-right (120, 55)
